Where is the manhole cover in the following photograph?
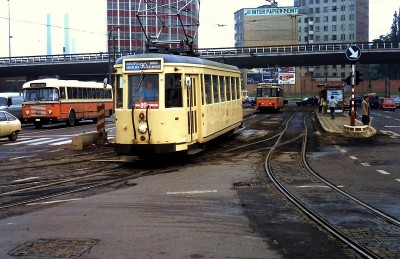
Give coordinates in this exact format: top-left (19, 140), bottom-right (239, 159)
top-left (8, 239), bottom-right (99, 257)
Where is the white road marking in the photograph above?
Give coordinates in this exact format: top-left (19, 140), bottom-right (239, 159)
top-left (11, 177), bottom-right (40, 183)
top-left (167, 190), bottom-right (218, 195)
top-left (377, 170), bottom-right (390, 175)
top-left (49, 139), bottom-right (71, 145)
top-left (30, 138), bottom-right (69, 145)
top-left (384, 126), bottom-right (400, 128)
top-left (349, 156), bottom-right (358, 160)
top-left (4, 138), bottom-right (50, 146)
top-left (9, 155), bottom-right (35, 160)
top-left (26, 198), bottom-right (82, 206)
top-left (361, 162), bottom-right (371, 166)
top-left (334, 145), bottom-right (347, 153)
top-left (396, 179), bottom-right (400, 183)
top-left (296, 185), bottom-right (330, 188)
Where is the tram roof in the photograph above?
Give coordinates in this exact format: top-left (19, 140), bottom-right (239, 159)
top-left (116, 53), bottom-right (239, 71)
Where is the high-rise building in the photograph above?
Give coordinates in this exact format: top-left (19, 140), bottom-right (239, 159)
top-left (106, 0), bottom-right (199, 54)
top-left (295, 0), bottom-right (369, 80)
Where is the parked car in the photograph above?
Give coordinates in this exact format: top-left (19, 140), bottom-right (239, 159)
top-left (0, 92), bottom-right (23, 120)
top-left (0, 111), bottom-right (21, 141)
top-left (343, 97), bottom-right (351, 110)
top-left (394, 97), bottom-right (400, 107)
top-left (296, 97), bottom-right (316, 106)
top-left (379, 98), bottom-right (396, 111)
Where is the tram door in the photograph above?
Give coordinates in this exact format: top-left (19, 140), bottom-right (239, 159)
top-left (186, 75), bottom-right (198, 142)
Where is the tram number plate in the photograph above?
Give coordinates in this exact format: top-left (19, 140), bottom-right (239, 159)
top-left (124, 60), bottom-right (162, 72)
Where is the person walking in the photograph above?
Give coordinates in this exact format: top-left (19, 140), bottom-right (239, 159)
top-left (318, 96), bottom-right (324, 113)
top-left (328, 95), bottom-right (337, 119)
top-left (361, 95), bottom-right (370, 125)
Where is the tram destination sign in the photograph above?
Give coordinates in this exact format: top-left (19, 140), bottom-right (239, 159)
top-left (124, 59), bottom-right (163, 72)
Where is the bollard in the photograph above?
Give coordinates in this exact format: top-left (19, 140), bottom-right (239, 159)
top-left (97, 103), bottom-right (107, 144)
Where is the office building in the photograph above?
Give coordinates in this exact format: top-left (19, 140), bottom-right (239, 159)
top-left (106, 0), bottom-right (199, 53)
top-left (295, 0), bottom-right (369, 80)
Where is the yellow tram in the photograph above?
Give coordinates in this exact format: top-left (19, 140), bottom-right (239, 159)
top-left (113, 53), bottom-right (243, 156)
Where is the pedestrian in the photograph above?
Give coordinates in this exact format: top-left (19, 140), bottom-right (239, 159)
top-left (318, 96), bottom-right (324, 113)
top-left (328, 95), bottom-right (337, 119)
top-left (361, 95), bottom-right (370, 125)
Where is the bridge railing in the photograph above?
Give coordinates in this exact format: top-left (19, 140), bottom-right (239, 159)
top-left (0, 42), bottom-right (399, 65)
top-left (197, 42), bottom-right (400, 57)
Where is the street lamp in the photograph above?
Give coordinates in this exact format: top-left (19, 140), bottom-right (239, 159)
top-left (7, 0), bottom-right (12, 58)
top-left (108, 26), bottom-right (121, 85)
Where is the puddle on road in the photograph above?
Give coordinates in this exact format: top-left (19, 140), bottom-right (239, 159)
top-left (236, 129), bottom-right (270, 140)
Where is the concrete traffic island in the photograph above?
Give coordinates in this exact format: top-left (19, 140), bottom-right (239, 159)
top-left (68, 131), bottom-right (109, 151)
top-left (342, 124), bottom-right (376, 138)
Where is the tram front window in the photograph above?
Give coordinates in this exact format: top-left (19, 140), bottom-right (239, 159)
top-left (128, 74), bottom-right (159, 109)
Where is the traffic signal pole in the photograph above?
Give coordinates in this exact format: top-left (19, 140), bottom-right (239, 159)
top-left (350, 64), bottom-right (356, 126)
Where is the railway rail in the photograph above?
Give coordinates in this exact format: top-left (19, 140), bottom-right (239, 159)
top-left (265, 111), bottom-right (400, 258)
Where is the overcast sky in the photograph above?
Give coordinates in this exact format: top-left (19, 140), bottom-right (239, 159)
top-left (0, 0), bottom-right (398, 56)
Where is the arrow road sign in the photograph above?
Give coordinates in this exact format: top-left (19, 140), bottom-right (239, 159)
top-left (346, 45), bottom-right (361, 61)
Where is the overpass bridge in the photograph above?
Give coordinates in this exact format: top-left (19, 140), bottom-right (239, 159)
top-left (0, 42), bottom-right (399, 80)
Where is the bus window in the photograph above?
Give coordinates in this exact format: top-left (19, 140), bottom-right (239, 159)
top-left (60, 87), bottom-right (66, 99)
top-left (165, 73), bottom-right (182, 108)
top-left (204, 74), bottom-right (212, 104)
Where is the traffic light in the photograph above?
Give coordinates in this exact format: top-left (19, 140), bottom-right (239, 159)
top-left (342, 75), bottom-right (351, 85)
top-left (355, 71), bottom-right (363, 85)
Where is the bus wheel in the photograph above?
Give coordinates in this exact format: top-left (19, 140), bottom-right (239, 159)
top-left (34, 122), bottom-right (42, 129)
top-left (67, 111), bottom-right (76, 126)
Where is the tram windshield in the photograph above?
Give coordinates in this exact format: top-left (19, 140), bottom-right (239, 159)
top-left (129, 74), bottom-right (159, 109)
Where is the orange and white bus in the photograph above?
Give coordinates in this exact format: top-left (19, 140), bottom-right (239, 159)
top-left (255, 83), bottom-right (284, 112)
top-left (22, 78), bottom-right (113, 128)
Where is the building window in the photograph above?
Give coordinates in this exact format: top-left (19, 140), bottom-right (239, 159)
top-left (324, 35), bottom-right (328, 41)
top-left (324, 6), bottom-right (328, 13)
top-left (340, 5), bottom-right (345, 11)
top-left (315, 35), bottom-right (320, 42)
top-left (341, 34), bottom-right (345, 40)
top-left (324, 26), bottom-right (328, 31)
top-left (324, 16), bottom-right (328, 22)
top-left (332, 16), bottom-right (337, 22)
top-left (349, 14), bottom-right (354, 21)
top-left (315, 25), bottom-right (320, 32)
top-left (332, 25), bottom-right (337, 31)
top-left (332, 35), bottom-right (337, 40)
top-left (316, 7), bottom-right (320, 13)
top-left (341, 15), bottom-right (346, 21)
top-left (316, 17), bottom-right (320, 23)
top-left (309, 0), bottom-right (314, 3)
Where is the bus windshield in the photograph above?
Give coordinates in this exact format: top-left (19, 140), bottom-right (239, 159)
top-left (24, 88), bottom-right (59, 101)
top-left (128, 74), bottom-right (159, 109)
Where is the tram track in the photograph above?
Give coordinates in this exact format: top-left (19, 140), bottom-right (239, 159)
top-left (265, 111), bottom-right (400, 258)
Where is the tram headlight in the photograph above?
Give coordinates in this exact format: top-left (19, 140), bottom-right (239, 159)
top-left (138, 121), bottom-right (148, 134)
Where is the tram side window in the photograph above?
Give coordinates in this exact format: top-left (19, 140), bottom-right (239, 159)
top-left (116, 75), bottom-right (123, 108)
top-left (165, 74), bottom-right (182, 108)
top-left (219, 76), bottom-right (225, 102)
top-left (235, 77), bottom-right (241, 99)
top-left (225, 76), bottom-right (231, 101)
top-left (212, 75), bottom-right (219, 103)
top-left (204, 74), bottom-right (212, 104)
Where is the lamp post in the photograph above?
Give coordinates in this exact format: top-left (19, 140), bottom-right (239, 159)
top-left (108, 26), bottom-right (120, 85)
top-left (7, 0), bottom-right (11, 58)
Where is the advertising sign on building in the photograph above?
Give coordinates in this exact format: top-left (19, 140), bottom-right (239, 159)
top-left (244, 7), bottom-right (299, 16)
top-left (278, 67), bottom-right (296, 85)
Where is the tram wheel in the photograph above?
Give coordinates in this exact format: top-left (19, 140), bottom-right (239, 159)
top-left (67, 111), bottom-right (76, 126)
